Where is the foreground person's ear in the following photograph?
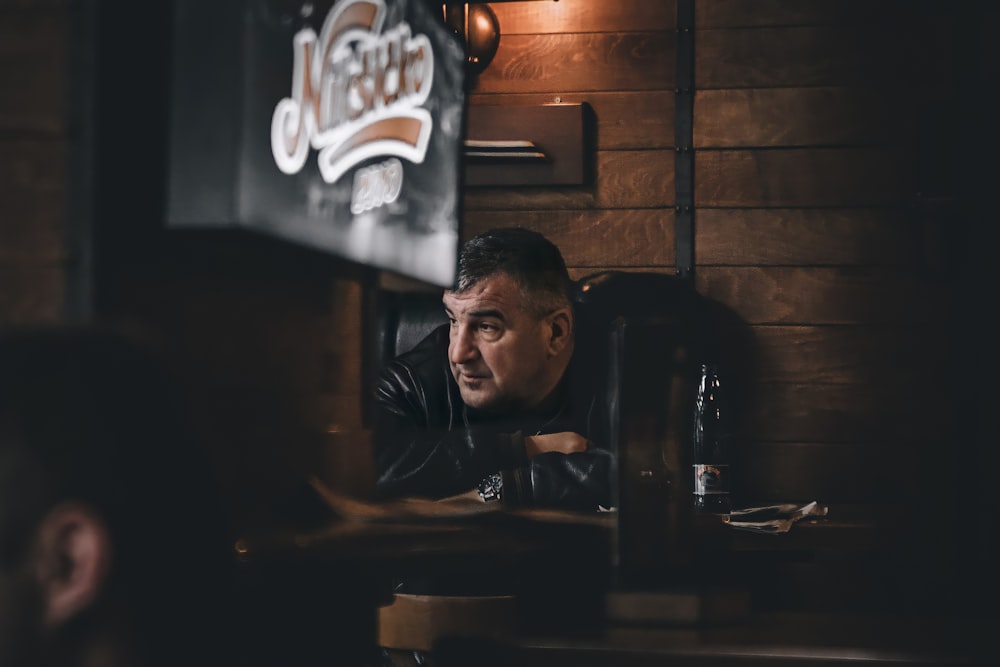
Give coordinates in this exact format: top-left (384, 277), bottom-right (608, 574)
top-left (34, 502), bottom-right (112, 626)
top-left (544, 307), bottom-right (573, 356)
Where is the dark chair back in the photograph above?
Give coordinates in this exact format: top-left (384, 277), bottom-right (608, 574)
top-left (372, 289), bottom-right (448, 374)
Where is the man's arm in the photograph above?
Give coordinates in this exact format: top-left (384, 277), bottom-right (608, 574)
top-left (374, 417), bottom-right (527, 501)
top-left (524, 432), bottom-right (589, 457)
top-left (374, 343), bottom-right (529, 501)
top-left (374, 327), bottom-right (614, 510)
top-left (378, 405), bottom-right (613, 511)
top-left (504, 447), bottom-right (615, 510)
top-left (376, 368), bottom-right (614, 509)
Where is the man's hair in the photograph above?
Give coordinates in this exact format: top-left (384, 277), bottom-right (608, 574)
top-left (0, 326), bottom-right (233, 662)
top-left (454, 227), bottom-right (573, 317)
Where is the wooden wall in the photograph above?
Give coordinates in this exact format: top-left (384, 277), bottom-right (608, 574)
top-left (465, 1), bottom-right (676, 267)
top-left (693, 1), bottom-right (957, 509)
top-left (0, 0), bottom-right (77, 325)
top-left (463, 0), bottom-right (996, 612)
top-left (466, 0), bottom-right (952, 502)
top-left (301, 0), bottom-right (971, 522)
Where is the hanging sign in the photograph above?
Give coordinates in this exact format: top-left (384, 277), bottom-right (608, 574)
top-left (167, 0), bottom-right (466, 287)
top-left (270, 0), bottom-right (435, 186)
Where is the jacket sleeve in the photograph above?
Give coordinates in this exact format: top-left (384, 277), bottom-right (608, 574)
top-left (503, 448), bottom-right (615, 512)
top-left (373, 326), bottom-right (614, 511)
top-left (374, 356), bottom-right (529, 500)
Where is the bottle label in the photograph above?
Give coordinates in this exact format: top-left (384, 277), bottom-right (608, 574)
top-left (693, 464), bottom-right (730, 495)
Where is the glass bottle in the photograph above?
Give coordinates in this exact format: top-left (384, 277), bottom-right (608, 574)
top-left (692, 363), bottom-right (733, 514)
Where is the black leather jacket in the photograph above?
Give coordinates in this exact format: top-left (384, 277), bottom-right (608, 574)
top-left (374, 324), bottom-right (615, 511)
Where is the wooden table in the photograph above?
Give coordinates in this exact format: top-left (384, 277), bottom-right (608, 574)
top-left (230, 492), bottom-right (970, 667)
top-left (433, 611), bottom-right (996, 667)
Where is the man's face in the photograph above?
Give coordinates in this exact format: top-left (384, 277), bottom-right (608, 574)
top-left (443, 273), bottom-right (553, 413)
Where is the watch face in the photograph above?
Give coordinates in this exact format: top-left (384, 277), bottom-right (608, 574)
top-left (478, 472), bottom-right (503, 503)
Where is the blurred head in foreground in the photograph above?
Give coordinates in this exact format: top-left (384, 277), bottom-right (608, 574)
top-left (0, 326), bottom-right (232, 667)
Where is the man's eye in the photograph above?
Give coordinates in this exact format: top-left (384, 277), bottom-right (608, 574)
top-left (478, 322), bottom-right (503, 339)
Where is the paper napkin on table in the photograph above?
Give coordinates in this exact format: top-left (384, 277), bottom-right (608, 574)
top-left (724, 501), bottom-right (828, 534)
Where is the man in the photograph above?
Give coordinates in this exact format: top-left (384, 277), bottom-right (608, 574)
top-left (374, 227), bottom-right (614, 511)
top-left (0, 326), bottom-right (234, 667)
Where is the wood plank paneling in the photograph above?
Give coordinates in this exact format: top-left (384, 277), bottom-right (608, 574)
top-left (464, 209), bottom-right (674, 268)
top-left (565, 266), bottom-right (676, 283)
top-left (0, 2), bottom-right (70, 327)
top-left (683, 0), bottom-right (961, 538)
top-left (492, 0), bottom-right (674, 35)
top-left (694, 87), bottom-right (915, 148)
top-left (696, 26), bottom-right (927, 90)
top-left (0, 139), bottom-right (66, 191)
top-left (438, 0), bottom-right (974, 613)
top-left (326, 279), bottom-right (365, 399)
top-left (697, 0), bottom-right (907, 29)
top-left (745, 381), bottom-right (953, 443)
top-left (470, 91), bottom-right (673, 150)
top-left (0, 139), bottom-right (68, 260)
top-left (695, 208), bottom-right (921, 266)
top-left (749, 325), bottom-right (950, 384)
top-left (695, 266), bottom-right (950, 325)
top-left (0, 6), bottom-right (68, 134)
top-left (737, 440), bottom-right (927, 503)
top-left (464, 150), bottom-right (674, 210)
top-left (695, 148), bottom-right (913, 207)
top-left (459, 1), bottom-right (961, 535)
top-left (0, 265), bottom-right (64, 324)
top-left (474, 32), bottom-right (673, 94)
top-left (0, 190), bottom-right (67, 261)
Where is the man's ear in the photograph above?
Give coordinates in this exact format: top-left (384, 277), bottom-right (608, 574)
top-left (34, 502), bottom-right (112, 627)
top-left (544, 307), bottom-right (574, 356)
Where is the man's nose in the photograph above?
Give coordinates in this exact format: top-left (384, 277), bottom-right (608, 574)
top-left (449, 325), bottom-right (478, 364)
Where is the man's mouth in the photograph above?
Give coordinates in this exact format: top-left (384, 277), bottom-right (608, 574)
top-left (458, 370), bottom-right (489, 383)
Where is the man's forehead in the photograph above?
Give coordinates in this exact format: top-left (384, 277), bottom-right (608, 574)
top-left (443, 273), bottom-right (524, 314)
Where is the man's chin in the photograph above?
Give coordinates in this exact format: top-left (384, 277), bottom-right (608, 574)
top-left (460, 395), bottom-right (495, 411)
top-left (459, 386), bottom-right (500, 412)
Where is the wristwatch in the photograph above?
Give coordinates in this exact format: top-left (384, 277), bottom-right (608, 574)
top-left (477, 472), bottom-right (503, 503)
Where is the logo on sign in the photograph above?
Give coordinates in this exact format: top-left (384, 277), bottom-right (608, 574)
top-left (271, 0), bottom-right (435, 184)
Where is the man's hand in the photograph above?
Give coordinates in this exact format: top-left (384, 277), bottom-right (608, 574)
top-left (524, 432), bottom-right (591, 458)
